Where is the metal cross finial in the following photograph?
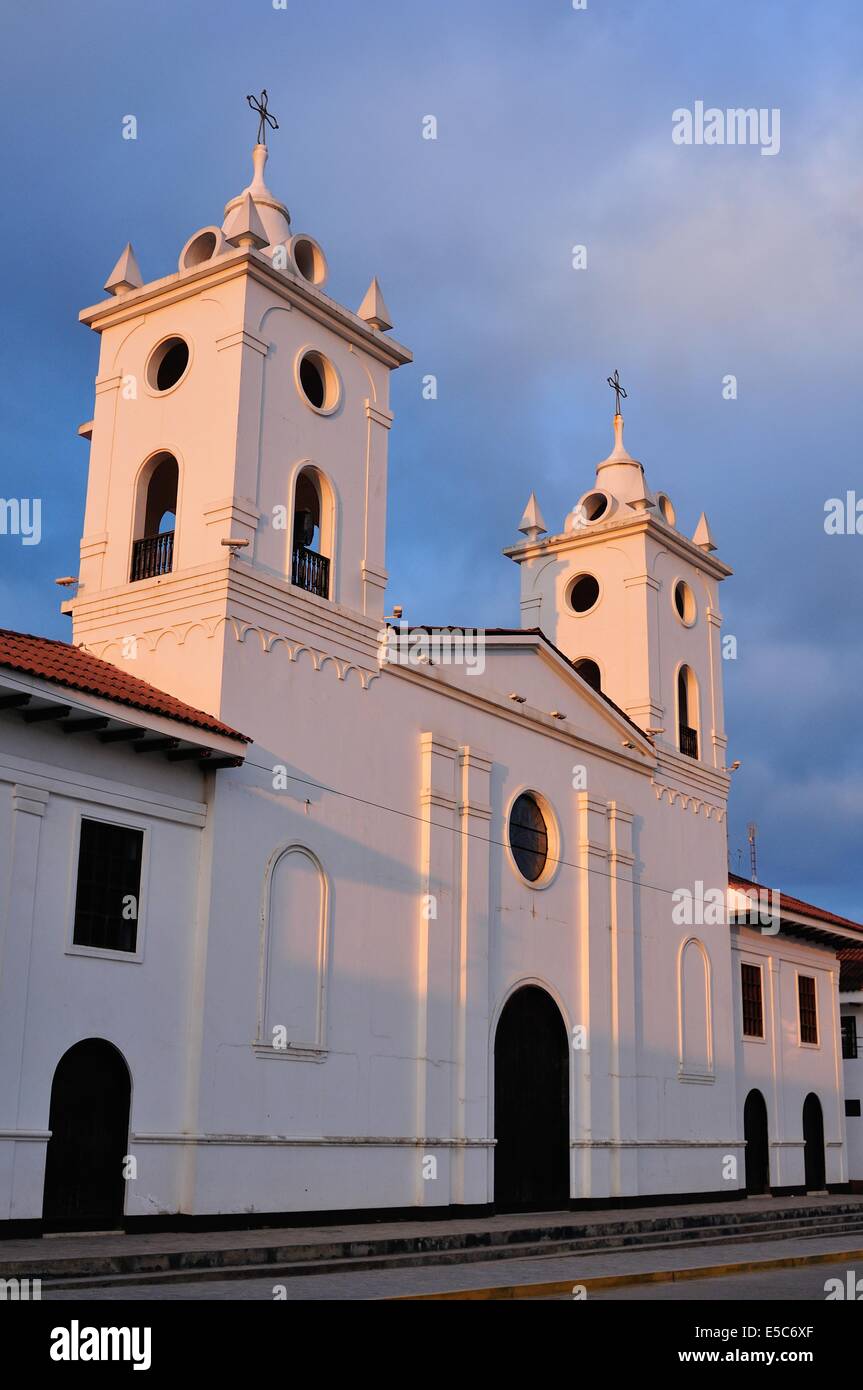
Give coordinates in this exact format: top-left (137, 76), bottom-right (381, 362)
top-left (246, 90), bottom-right (279, 146)
top-left (607, 368), bottom-right (627, 415)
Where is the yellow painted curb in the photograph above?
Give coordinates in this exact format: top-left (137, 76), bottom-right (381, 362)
top-left (389, 1246), bottom-right (863, 1300)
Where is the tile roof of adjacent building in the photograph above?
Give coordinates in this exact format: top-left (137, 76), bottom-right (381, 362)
top-left (0, 629), bottom-right (249, 743)
top-left (838, 948), bottom-right (863, 993)
top-left (729, 871), bottom-right (863, 935)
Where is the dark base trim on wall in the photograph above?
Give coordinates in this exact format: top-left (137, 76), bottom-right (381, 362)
top-left (769, 1184), bottom-right (850, 1198)
top-left (559, 1188), bottom-right (746, 1214)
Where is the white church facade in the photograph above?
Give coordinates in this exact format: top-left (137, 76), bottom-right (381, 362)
top-left (0, 137), bottom-right (861, 1232)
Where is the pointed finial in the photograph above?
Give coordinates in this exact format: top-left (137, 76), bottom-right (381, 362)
top-left (693, 511), bottom-right (717, 552)
top-left (518, 492), bottom-right (547, 541)
top-left (358, 277), bottom-right (393, 332)
top-left (223, 191), bottom-right (269, 250)
top-left (607, 411), bottom-right (635, 462)
top-left (104, 242), bottom-right (143, 296)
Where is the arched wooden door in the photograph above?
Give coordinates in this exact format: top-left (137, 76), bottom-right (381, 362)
top-left (802, 1092), bottom-right (826, 1192)
top-left (743, 1089), bottom-right (770, 1195)
top-left (494, 986), bottom-right (569, 1211)
top-left (42, 1039), bottom-right (131, 1229)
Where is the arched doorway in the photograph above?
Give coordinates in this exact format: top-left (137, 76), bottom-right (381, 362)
top-left (802, 1092), bottom-right (826, 1192)
top-left (743, 1089), bottom-right (770, 1195)
top-left (494, 985), bottom-right (569, 1211)
top-left (42, 1040), bottom-right (131, 1229)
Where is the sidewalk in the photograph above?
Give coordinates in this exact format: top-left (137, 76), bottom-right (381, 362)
top-left (2, 1192), bottom-right (861, 1285)
top-left (1, 1189), bottom-right (856, 1267)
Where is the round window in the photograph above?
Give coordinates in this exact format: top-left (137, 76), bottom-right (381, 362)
top-left (673, 579), bottom-right (696, 624)
top-left (509, 793), bottom-right (549, 883)
top-left (183, 230), bottom-right (217, 267)
top-left (297, 349), bottom-right (340, 413)
top-left (147, 337), bottom-right (190, 392)
top-left (567, 573), bottom-right (600, 614)
top-left (290, 235), bottom-right (328, 286)
top-left (656, 493), bottom-right (676, 526)
top-left (581, 491), bottom-right (609, 522)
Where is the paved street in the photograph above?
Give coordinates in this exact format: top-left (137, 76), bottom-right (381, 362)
top-left (558, 1260), bottom-right (858, 1301)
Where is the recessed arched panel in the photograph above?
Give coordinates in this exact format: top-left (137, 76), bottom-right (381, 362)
top-left (259, 846), bottom-right (329, 1053)
top-left (678, 937), bottom-right (713, 1078)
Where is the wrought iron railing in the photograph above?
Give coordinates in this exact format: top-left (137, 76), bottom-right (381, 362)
top-left (679, 724), bottom-right (699, 759)
top-left (131, 531), bottom-right (174, 582)
top-left (292, 545), bottom-right (330, 598)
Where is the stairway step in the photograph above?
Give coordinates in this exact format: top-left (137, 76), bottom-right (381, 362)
top-left (12, 1200), bottom-right (863, 1285)
top-left (41, 1215), bottom-right (863, 1291)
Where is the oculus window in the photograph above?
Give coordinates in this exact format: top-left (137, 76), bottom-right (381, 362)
top-left (509, 793), bottom-right (549, 883)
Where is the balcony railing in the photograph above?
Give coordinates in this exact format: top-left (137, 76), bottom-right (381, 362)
top-left (292, 545), bottom-right (330, 598)
top-left (131, 530), bottom-right (174, 582)
top-left (679, 724), bottom-right (699, 759)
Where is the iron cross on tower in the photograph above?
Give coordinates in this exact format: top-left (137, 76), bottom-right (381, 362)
top-left (607, 369), bottom-right (627, 415)
top-left (246, 90), bottom-right (279, 146)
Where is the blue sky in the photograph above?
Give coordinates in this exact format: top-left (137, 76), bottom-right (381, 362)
top-left (2, 0), bottom-right (863, 913)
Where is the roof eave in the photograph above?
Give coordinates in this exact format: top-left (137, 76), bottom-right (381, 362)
top-left (0, 670), bottom-right (247, 768)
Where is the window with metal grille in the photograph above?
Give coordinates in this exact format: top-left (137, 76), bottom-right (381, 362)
top-left (509, 793), bottom-right (549, 883)
top-left (842, 1015), bottom-right (858, 1060)
top-left (798, 975), bottom-right (818, 1045)
top-left (73, 819), bottom-right (143, 953)
top-left (741, 962), bottom-right (764, 1038)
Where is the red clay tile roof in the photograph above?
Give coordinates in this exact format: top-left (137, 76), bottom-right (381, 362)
top-left (729, 872), bottom-right (863, 935)
top-left (0, 629), bottom-right (248, 743)
top-left (839, 948), bottom-right (863, 992)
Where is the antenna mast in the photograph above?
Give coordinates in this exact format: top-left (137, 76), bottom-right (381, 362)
top-left (747, 822), bottom-right (758, 882)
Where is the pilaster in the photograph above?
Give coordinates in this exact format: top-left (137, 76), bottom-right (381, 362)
top-left (415, 733), bottom-right (458, 1205)
top-left (452, 745), bottom-right (493, 1205)
top-left (575, 792), bottom-right (612, 1198)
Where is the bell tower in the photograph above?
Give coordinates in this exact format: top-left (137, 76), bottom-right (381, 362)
top-left (66, 122), bottom-right (411, 723)
top-left (504, 406), bottom-right (733, 772)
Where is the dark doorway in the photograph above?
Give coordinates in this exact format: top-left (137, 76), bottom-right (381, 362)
top-left (42, 1039), bottom-right (131, 1229)
top-left (743, 1088), bottom-right (770, 1194)
top-left (802, 1092), bottom-right (826, 1192)
top-left (494, 985), bottom-right (569, 1210)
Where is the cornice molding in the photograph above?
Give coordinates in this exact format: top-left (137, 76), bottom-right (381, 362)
top-left (79, 248), bottom-right (412, 370)
top-left (653, 782), bottom-right (726, 822)
top-left (504, 513), bottom-right (733, 581)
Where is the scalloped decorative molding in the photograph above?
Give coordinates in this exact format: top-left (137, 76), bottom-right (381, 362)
top-left (653, 783), bottom-right (726, 822)
top-left (83, 614), bottom-right (380, 689)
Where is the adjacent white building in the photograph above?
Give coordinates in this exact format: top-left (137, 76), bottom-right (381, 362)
top-left (840, 951), bottom-right (863, 1190)
top-left (0, 138), bottom-right (860, 1231)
